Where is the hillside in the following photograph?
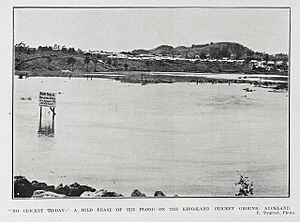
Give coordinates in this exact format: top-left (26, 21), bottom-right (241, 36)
top-left (144, 42), bottom-right (255, 59)
top-left (14, 42), bottom-right (288, 75)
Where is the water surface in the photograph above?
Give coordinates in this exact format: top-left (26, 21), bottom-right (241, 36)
top-left (14, 77), bottom-right (288, 197)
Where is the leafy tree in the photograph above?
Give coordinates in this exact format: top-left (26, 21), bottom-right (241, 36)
top-left (15, 42), bottom-right (28, 53)
top-left (112, 61), bottom-right (118, 67)
top-left (15, 42), bottom-right (26, 48)
top-left (84, 56), bottom-right (91, 72)
top-left (37, 45), bottom-right (53, 52)
top-left (67, 57), bottom-right (76, 71)
top-left (76, 48), bottom-right (84, 54)
top-left (106, 58), bottom-right (112, 66)
top-left (15, 57), bottom-right (21, 70)
top-left (234, 174), bottom-right (254, 196)
top-left (124, 63), bottom-right (128, 70)
top-left (199, 52), bottom-right (207, 59)
top-left (264, 54), bottom-right (269, 62)
top-left (68, 47), bottom-right (76, 54)
top-left (61, 46), bottom-right (68, 53)
top-left (246, 50), bottom-right (255, 57)
top-left (91, 57), bottom-right (98, 72)
top-left (244, 57), bottom-right (252, 63)
top-left (192, 43), bottom-right (209, 48)
top-left (53, 44), bottom-right (60, 50)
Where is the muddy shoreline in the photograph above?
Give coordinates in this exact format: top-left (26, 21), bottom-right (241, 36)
top-left (14, 176), bottom-right (170, 198)
top-left (16, 71), bottom-right (288, 90)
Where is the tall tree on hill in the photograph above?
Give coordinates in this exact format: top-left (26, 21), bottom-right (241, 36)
top-left (112, 61), bottom-right (118, 67)
top-left (76, 48), bottom-right (84, 54)
top-left (106, 58), bottom-right (112, 66)
top-left (91, 57), bottom-right (98, 72)
top-left (15, 42), bottom-right (28, 53)
top-left (53, 44), bottom-right (60, 51)
top-left (68, 47), bottom-right (77, 54)
top-left (264, 54), bottom-right (269, 62)
top-left (84, 56), bottom-right (90, 72)
top-left (61, 46), bottom-right (68, 53)
top-left (67, 57), bottom-right (76, 71)
top-left (124, 63), bottom-right (128, 71)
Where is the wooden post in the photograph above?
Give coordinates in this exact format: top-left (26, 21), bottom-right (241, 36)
top-left (51, 108), bottom-right (55, 133)
top-left (39, 106), bottom-right (42, 130)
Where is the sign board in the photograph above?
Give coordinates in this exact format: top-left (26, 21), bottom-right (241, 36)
top-left (39, 91), bottom-right (56, 108)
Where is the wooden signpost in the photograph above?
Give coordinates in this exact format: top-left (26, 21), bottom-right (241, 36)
top-left (38, 91), bottom-right (56, 135)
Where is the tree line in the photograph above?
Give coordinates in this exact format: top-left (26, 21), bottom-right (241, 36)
top-left (14, 42), bottom-right (122, 72)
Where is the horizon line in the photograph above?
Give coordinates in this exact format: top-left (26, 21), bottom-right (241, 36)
top-left (15, 41), bottom-right (288, 55)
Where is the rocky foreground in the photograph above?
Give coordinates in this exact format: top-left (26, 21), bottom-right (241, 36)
top-left (14, 176), bottom-right (168, 198)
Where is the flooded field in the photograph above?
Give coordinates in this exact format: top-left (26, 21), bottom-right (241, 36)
top-left (14, 76), bottom-right (288, 197)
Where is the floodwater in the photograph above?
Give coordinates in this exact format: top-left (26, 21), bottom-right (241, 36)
top-left (14, 76), bottom-right (289, 197)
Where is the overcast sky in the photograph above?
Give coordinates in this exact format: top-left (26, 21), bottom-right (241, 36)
top-left (14, 8), bottom-right (289, 54)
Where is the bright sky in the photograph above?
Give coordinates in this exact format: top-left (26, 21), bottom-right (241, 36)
top-left (14, 8), bottom-right (289, 54)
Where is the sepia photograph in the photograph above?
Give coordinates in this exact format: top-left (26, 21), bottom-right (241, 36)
top-left (13, 7), bottom-right (289, 199)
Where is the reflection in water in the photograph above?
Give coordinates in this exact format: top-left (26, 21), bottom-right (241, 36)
top-left (38, 107), bottom-right (55, 137)
top-left (38, 124), bottom-right (54, 137)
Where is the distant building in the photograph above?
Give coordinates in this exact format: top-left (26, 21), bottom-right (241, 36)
top-left (257, 61), bottom-right (266, 68)
top-left (236, 60), bottom-right (245, 64)
top-left (116, 53), bottom-right (128, 59)
top-left (61, 70), bottom-right (71, 73)
top-left (28, 47), bottom-right (36, 52)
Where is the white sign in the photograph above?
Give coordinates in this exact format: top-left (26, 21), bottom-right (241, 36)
top-left (39, 91), bottom-right (56, 108)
